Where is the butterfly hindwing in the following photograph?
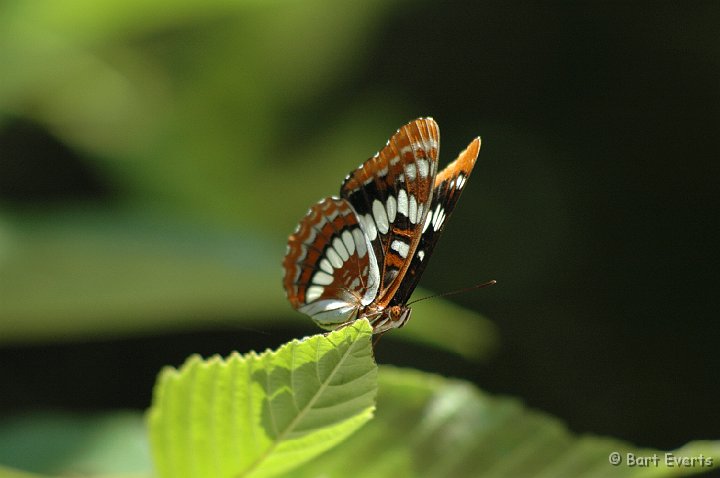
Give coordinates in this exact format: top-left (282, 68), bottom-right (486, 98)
top-left (340, 118), bottom-right (440, 304)
top-left (390, 137), bottom-right (481, 306)
top-left (282, 197), bottom-right (380, 329)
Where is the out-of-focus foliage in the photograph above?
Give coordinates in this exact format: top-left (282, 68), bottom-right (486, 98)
top-left (0, 0), bottom-right (392, 224)
top-left (0, 411), bottom-right (150, 476)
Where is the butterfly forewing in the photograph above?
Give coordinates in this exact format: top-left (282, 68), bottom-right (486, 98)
top-left (390, 137), bottom-right (481, 306)
top-left (340, 118), bottom-right (440, 305)
top-left (283, 197), bottom-right (380, 329)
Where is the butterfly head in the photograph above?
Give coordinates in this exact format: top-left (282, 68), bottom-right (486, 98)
top-left (364, 304), bottom-right (412, 334)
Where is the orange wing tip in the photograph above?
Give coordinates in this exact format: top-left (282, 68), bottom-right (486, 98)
top-left (449, 136), bottom-right (481, 171)
top-left (465, 136), bottom-right (482, 158)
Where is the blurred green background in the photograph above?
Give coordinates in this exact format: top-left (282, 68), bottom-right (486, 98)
top-left (1, 0), bottom-right (719, 473)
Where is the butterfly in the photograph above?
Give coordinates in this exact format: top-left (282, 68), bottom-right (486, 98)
top-left (283, 118), bottom-right (481, 334)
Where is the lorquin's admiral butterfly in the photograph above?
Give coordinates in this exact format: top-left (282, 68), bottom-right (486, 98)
top-left (283, 118), bottom-right (481, 334)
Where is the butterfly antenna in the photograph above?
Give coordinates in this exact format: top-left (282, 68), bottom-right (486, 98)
top-left (406, 280), bottom-right (497, 306)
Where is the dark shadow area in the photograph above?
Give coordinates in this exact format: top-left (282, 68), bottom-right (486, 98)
top-left (0, 118), bottom-right (114, 203)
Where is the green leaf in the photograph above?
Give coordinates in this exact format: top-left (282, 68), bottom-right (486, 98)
top-left (290, 366), bottom-right (720, 478)
top-left (3, 366), bottom-right (716, 478)
top-left (148, 319), bottom-right (377, 478)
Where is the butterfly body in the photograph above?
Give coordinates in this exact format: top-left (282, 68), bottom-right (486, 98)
top-left (283, 118), bottom-right (480, 334)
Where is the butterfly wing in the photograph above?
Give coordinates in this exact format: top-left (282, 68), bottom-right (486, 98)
top-left (284, 119), bottom-right (480, 331)
top-left (390, 136), bottom-right (481, 306)
top-left (340, 118), bottom-right (440, 306)
top-left (283, 197), bottom-right (380, 329)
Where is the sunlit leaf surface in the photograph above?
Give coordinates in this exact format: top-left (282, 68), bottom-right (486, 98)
top-left (148, 319), bottom-right (377, 478)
